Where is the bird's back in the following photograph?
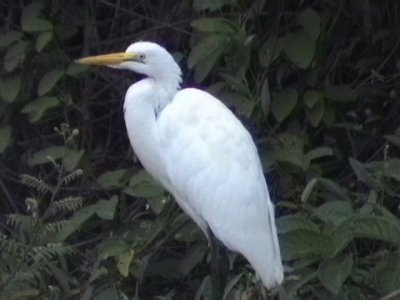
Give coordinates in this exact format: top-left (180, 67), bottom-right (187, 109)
top-left (157, 88), bottom-right (283, 288)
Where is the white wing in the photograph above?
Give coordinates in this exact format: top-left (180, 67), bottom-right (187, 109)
top-left (157, 88), bottom-right (283, 288)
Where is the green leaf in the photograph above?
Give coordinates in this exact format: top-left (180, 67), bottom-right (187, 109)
top-left (124, 170), bottom-right (164, 198)
top-left (303, 90), bottom-right (321, 108)
top-left (279, 229), bottom-right (334, 260)
top-left (349, 157), bottom-right (378, 188)
top-left (35, 31), bottom-right (52, 52)
top-left (117, 249), bottom-right (134, 277)
top-left (351, 215), bottom-right (400, 244)
top-left (306, 97), bottom-right (324, 127)
top-left (318, 178), bottom-right (350, 201)
top-left (27, 146), bottom-right (83, 168)
top-left (318, 254), bottom-right (353, 294)
top-left (193, 0), bottom-right (236, 12)
top-left (191, 18), bottom-right (236, 33)
top-left (271, 87), bottom-right (298, 122)
top-left (297, 9), bottom-right (321, 41)
top-left (0, 125), bottom-right (12, 153)
top-left (305, 146), bottom-right (333, 161)
top-left (97, 169), bottom-right (129, 189)
top-left (284, 30), bottom-right (315, 69)
top-left (0, 31), bottom-right (23, 48)
top-left (188, 35), bottom-right (229, 82)
top-left (21, 2), bottom-right (53, 32)
top-left (21, 96), bottom-right (60, 122)
top-left (220, 91), bottom-right (254, 117)
top-left (301, 178), bottom-right (318, 204)
top-left (4, 41), bottom-right (28, 72)
top-left (27, 146), bottom-right (66, 165)
top-left (374, 253), bottom-right (400, 295)
top-left (63, 149), bottom-right (85, 171)
top-left (0, 75), bottom-right (21, 103)
top-left (95, 196), bottom-right (119, 220)
top-left (37, 69), bottom-right (64, 96)
top-left (315, 201), bottom-right (353, 225)
top-left (98, 239), bottom-right (129, 260)
top-left (258, 36), bottom-right (284, 67)
top-left (323, 85), bottom-right (358, 102)
top-left (271, 133), bottom-right (309, 170)
top-left (384, 134), bottom-right (400, 149)
top-left (178, 243), bottom-right (207, 276)
top-left (276, 215), bottom-right (319, 234)
top-left (66, 63), bottom-right (89, 75)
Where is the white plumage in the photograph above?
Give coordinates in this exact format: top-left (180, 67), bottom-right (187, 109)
top-left (78, 41), bottom-right (284, 288)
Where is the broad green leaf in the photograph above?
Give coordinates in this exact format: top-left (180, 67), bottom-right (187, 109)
top-left (306, 98), bottom-right (325, 127)
top-left (305, 146), bottom-right (333, 161)
top-left (284, 30), bottom-right (315, 69)
top-left (21, 96), bottom-right (60, 122)
top-left (220, 91), bottom-right (254, 117)
top-left (349, 157), bottom-right (378, 188)
top-left (35, 31), bottom-right (52, 52)
top-left (384, 134), bottom-right (400, 149)
top-left (95, 196), bottom-right (119, 220)
top-left (315, 201), bottom-right (353, 225)
top-left (37, 69), bottom-right (64, 96)
top-left (298, 9), bottom-right (321, 41)
top-left (94, 288), bottom-right (122, 300)
top-left (351, 215), bottom-right (400, 244)
top-left (98, 239), bottom-right (129, 260)
top-left (178, 243), bottom-right (207, 276)
top-left (0, 75), bottom-right (21, 103)
top-left (4, 41), bottom-right (28, 72)
top-left (125, 170), bottom-right (165, 198)
top-left (0, 31), bottom-right (23, 48)
top-left (259, 36), bottom-right (284, 67)
top-left (276, 215), bottom-right (319, 234)
top-left (383, 158), bottom-right (400, 182)
top-left (97, 169), bottom-right (129, 189)
top-left (117, 249), bottom-right (134, 277)
top-left (279, 229), bottom-right (334, 260)
top-left (271, 87), bottom-right (298, 122)
top-left (27, 146), bottom-right (66, 165)
top-left (193, 0), bottom-right (236, 12)
top-left (66, 63), bottom-right (89, 75)
top-left (21, 2), bottom-right (53, 32)
top-left (64, 149), bottom-right (85, 171)
top-left (318, 178), bottom-right (350, 201)
top-left (374, 253), bottom-right (400, 294)
top-left (188, 35), bottom-right (229, 82)
top-left (271, 133), bottom-right (309, 170)
top-left (301, 178), bottom-right (318, 204)
top-left (27, 146), bottom-right (83, 168)
top-left (191, 18), bottom-right (236, 34)
top-left (323, 85), bottom-right (358, 102)
top-left (328, 221), bottom-right (354, 255)
top-left (303, 90), bottom-right (321, 108)
top-left (318, 255), bottom-right (353, 294)
top-left (0, 125), bottom-right (12, 153)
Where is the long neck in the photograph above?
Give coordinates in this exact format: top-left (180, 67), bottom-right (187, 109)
top-left (123, 78), bottom-right (177, 184)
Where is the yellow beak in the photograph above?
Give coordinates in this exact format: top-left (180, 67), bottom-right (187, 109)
top-left (76, 52), bottom-right (138, 65)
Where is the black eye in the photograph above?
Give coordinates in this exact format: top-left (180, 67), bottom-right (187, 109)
top-left (139, 54), bottom-right (145, 60)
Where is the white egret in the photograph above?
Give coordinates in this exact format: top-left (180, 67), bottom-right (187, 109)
top-left (77, 41), bottom-right (284, 289)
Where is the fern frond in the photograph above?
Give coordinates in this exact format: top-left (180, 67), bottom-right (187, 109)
top-left (52, 196), bottom-right (84, 213)
top-left (44, 220), bottom-right (77, 234)
top-left (7, 214), bottom-right (39, 230)
top-left (20, 174), bottom-right (52, 194)
top-left (31, 243), bottom-right (74, 260)
top-left (61, 169), bottom-right (83, 185)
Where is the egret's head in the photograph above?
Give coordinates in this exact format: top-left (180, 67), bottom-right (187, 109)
top-left (76, 41), bottom-right (182, 83)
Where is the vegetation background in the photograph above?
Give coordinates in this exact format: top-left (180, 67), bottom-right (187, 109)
top-left (1, 0), bottom-right (400, 299)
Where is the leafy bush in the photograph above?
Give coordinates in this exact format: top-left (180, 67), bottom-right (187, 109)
top-left (0, 0), bottom-right (399, 299)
